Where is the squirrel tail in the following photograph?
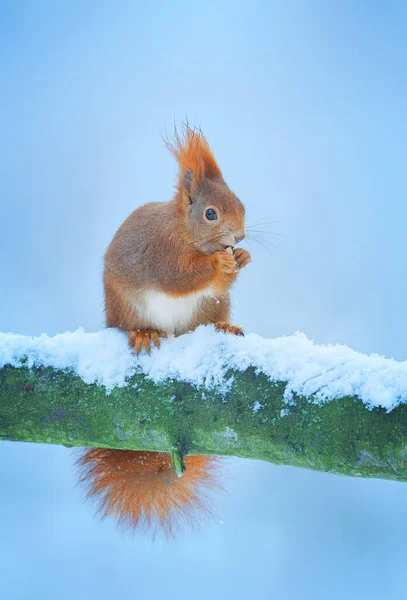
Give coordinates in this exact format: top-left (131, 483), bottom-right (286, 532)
top-left (76, 448), bottom-right (222, 536)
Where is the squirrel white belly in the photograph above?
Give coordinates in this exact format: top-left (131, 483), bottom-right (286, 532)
top-left (140, 288), bottom-right (215, 335)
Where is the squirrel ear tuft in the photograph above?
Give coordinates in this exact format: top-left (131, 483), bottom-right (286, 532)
top-left (166, 124), bottom-right (223, 202)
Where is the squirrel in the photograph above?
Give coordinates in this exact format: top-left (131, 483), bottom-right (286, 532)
top-left (77, 125), bottom-right (251, 536)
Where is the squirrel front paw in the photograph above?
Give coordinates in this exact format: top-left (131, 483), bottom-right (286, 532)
top-left (212, 251), bottom-right (238, 275)
top-left (128, 329), bottom-right (167, 356)
top-left (233, 248), bottom-right (252, 270)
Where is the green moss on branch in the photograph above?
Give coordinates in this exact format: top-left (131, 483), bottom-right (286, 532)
top-left (1, 364), bottom-right (407, 482)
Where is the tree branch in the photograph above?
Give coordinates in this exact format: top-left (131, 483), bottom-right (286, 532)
top-left (1, 349), bottom-right (407, 482)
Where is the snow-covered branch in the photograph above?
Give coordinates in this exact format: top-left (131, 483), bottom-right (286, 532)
top-left (1, 327), bottom-right (407, 481)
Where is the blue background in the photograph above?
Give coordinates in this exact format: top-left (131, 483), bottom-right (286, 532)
top-left (1, 1), bottom-right (407, 598)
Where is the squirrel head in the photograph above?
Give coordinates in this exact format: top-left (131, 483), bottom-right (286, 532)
top-left (166, 125), bottom-right (246, 255)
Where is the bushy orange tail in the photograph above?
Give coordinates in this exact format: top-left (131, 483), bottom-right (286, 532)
top-left (76, 449), bottom-right (222, 537)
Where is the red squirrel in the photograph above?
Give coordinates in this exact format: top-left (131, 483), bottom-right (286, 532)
top-left (77, 125), bottom-right (251, 535)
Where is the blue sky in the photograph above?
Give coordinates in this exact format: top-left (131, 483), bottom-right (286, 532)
top-left (1, 1), bottom-right (407, 598)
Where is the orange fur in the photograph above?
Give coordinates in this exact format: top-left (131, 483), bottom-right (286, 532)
top-left (77, 450), bottom-right (222, 537)
top-left (166, 124), bottom-right (223, 194)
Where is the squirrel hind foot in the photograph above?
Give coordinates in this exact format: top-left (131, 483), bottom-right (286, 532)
top-left (128, 329), bottom-right (167, 356)
top-left (214, 322), bottom-right (244, 336)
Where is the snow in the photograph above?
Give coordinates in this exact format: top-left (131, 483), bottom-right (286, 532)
top-left (1, 326), bottom-right (407, 411)
top-left (253, 401), bottom-right (264, 413)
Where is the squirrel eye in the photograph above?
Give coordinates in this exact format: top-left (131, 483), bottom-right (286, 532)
top-left (205, 208), bottom-right (218, 221)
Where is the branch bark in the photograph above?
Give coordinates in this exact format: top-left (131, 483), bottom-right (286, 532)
top-left (1, 362), bottom-right (407, 482)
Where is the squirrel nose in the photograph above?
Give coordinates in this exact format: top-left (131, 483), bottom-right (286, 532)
top-left (234, 233), bottom-right (245, 244)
